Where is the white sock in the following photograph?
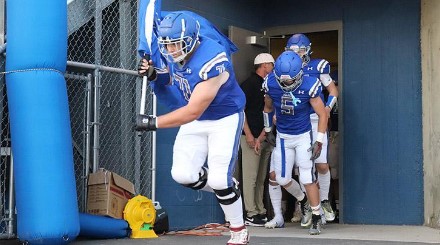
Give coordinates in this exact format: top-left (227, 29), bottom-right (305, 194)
top-left (268, 183), bottom-right (283, 219)
top-left (318, 171), bottom-right (331, 201)
top-left (284, 179), bottom-right (305, 201)
top-left (311, 204), bottom-right (321, 216)
top-left (220, 196), bottom-right (244, 228)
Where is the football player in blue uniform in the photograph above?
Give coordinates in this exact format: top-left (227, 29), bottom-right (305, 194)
top-left (286, 33), bottom-right (338, 223)
top-left (262, 51), bottom-right (327, 235)
top-left (138, 12), bottom-right (248, 245)
top-left (138, 10), bottom-right (240, 112)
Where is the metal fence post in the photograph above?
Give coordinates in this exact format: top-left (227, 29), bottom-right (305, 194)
top-left (85, 73), bottom-right (92, 177)
top-left (93, 69), bottom-right (101, 173)
top-left (6, 152), bottom-right (14, 237)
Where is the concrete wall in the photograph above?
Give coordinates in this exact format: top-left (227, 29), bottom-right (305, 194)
top-left (421, 0), bottom-right (440, 228)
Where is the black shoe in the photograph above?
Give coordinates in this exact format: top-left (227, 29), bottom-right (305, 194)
top-left (257, 214), bottom-right (268, 222)
top-left (309, 214), bottom-right (321, 235)
top-left (244, 215), bottom-right (265, 227)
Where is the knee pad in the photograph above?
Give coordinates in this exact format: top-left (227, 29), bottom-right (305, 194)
top-left (181, 167), bottom-right (208, 190)
top-left (299, 167), bottom-right (314, 185)
top-left (276, 176), bottom-right (290, 186)
top-left (213, 182), bottom-right (241, 205)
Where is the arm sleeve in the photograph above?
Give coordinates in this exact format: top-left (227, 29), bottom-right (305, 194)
top-left (320, 73), bottom-right (333, 87)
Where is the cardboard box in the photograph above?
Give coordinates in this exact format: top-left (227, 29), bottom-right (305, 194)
top-left (86, 169), bottom-right (135, 219)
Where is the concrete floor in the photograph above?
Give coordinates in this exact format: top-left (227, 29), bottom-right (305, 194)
top-left (3, 222), bottom-right (440, 245)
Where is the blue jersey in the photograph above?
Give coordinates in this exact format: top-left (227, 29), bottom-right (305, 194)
top-left (169, 37), bottom-right (245, 120)
top-left (148, 10), bottom-right (239, 113)
top-left (303, 58), bottom-right (330, 78)
top-left (303, 58), bottom-right (330, 113)
top-left (150, 73), bottom-right (187, 112)
top-left (263, 72), bottom-right (322, 135)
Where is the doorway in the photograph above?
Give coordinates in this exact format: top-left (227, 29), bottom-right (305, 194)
top-left (267, 22), bottom-right (343, 222)
top-left (228, 22), bottom-right (343, 222)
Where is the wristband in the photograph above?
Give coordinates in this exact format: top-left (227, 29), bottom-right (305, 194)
top-left (263, 111), bottom-right (274, 132)
top-left (326, 95), bottom-right (337, 109)
top-left (316, 132), bottom-right (325, 143)
top-left (147, 67), bottom-right (157, 81)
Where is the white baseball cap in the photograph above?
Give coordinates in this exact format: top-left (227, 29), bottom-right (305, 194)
top-left (254, 53), bottom-right (275, 65)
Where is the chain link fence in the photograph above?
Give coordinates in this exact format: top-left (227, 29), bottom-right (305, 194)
top-left (0, 56), bottom-right (13, 238)
top-left (0, 0), bottom-right (153, 239)
top-left (67, 0), bottom-right (153, 211)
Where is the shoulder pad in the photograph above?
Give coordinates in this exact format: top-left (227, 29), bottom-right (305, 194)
top-left (306, 59), bottom-right (330, 74)
top-left (303, 76), bottom-right (322, 97)
top-left (195, 40), bottom-right (230, 80)
top-left (262, 73), bottom-right (275, 93)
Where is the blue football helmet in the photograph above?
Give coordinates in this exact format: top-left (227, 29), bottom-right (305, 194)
top-left (274, 51), bottom-right (303, 92)
top-left (285, 33), bottom-right (311, 65)
top-left (157, 12), bottom-right (200, 63)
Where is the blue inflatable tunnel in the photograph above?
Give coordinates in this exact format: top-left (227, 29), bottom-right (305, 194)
top-left (79, 213), bottom-right (130, 239)
top-left (6, 0), bottom-right (80, 244)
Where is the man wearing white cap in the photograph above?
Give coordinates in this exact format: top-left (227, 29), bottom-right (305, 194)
top-left (240, 53), bottom-right (275, 226)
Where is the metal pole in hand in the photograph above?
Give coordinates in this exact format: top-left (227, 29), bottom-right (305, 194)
top-left (136, 54), bottom-right (152, 131)
top-left (140, 76), bottom-right (148, 115)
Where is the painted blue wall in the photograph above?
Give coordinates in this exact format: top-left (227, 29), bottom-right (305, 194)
top-left (155, 104), bottom-right (225, 230)
top-left (163, 0), bottom-right (264, 33)
top-left (266, 0), bottom-right (343, 25)
top-left (342, 0), bottom-right (423, 225)
top-left (266, 0), bottom-right (423, 225)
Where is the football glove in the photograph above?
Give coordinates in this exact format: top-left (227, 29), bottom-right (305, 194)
top-left (137, 58), bottom-right (157, 81)
top-left (135, 114), bottom-right (157, 131)
top-left (308, 141), bottom-right (323, 160)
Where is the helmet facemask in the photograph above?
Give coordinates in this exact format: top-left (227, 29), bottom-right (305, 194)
top-left (286, 44), bottom-right (311, 67)
top-left (275, 69), bottom-right (303, 92)
top-left (158, 14), bottom-right (200, 63)
top-left (285, 34), bottom-right (312, 67)
top-left (159, 35), bottom-right (195, 63)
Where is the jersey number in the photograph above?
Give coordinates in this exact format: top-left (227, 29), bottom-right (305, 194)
top-left (174, 74), bottom-right (191, 101)
top-left (281, 94), bottom-right (294, 115)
